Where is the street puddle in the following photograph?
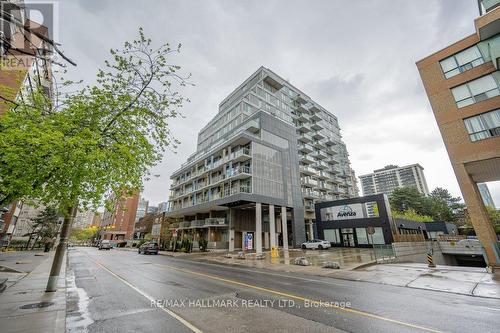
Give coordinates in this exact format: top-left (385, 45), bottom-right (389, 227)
top-left (66, 269), bottom-right (94, 332)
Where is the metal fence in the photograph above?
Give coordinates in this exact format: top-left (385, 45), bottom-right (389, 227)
top-left (373, 244), bottom-right (397, 263)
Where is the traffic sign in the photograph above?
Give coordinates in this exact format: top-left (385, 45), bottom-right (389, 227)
top-left (367, 226), bottom-right (375, 235)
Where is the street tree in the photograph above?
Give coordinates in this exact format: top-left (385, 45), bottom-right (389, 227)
top-left (28, 206), bottom-right (60, 250)
top-left (390, 186), bottom-right (465, 222)
top-left (0, 28), bottom-right (190, 290)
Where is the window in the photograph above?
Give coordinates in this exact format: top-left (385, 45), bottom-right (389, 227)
top-left (324, 229), bottom-right (341, 244)
top-left (464, 109), bottom-right (500, 141)
top-left (451, 73), bottom-right (500, 108)
top-left (440, 45), bottom-right (485, 78)
top-left (356, 228), bottom-right (368, 245)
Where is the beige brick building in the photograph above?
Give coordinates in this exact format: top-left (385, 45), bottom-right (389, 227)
top-left (417, 1), bottom-right (500, 269)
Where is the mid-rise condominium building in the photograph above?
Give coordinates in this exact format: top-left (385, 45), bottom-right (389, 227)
top-left (359, 164), bottom-right (430, 197)
top-left (100, 193), bottom-right (139, 241)
top-left (166, 67), bottom-right (357, 252)
top-left (417, 0), bottom-right (499, 269)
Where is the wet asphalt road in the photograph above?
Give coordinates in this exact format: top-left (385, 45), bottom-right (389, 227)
top-left (66, 247), bottom-right (500, 333)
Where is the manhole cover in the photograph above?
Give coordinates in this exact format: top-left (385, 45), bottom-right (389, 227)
top-left (19, 301), bottom-right (54, 309)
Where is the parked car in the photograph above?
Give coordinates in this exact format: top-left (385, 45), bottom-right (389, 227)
top-left (138, 242), bottom-right (159, 255)
top-left (457, 239), bottom-right (482, 248)
top-left (98, 240), bottom-right (112, 250)
top-left (301, 239), bottom-right (331, 250)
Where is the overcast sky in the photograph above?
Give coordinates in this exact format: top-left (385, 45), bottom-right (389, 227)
top-left (57, 0), bottom-right (499, 207)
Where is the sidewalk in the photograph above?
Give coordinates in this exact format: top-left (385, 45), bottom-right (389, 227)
top-left (0, 252), bottom-right (66, 333)
top-left (330, 263), bottom-right (500, 299)
top-left (157, 249), bottom-right (500, 300)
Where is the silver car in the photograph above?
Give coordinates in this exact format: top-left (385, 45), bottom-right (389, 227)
top-left (98, 240), bottom-right (112, 250)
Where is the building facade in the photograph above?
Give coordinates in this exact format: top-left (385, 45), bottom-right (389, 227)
top-left (100, 192), bottom-right (140, 241)
top-left (11, 204), bottom-right (44, 239)
top-left (73, 210), bottom-right (95, 229)
top-left (359, 164), bottom-right (430, 197)
top-left (167, 67), bottom-right (357, 252)
top-left (0, 1), bottom-right (52, 245)
top-left (417, 1), bottom-right (500, 268)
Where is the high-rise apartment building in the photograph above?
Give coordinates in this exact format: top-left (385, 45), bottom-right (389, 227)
top-left (167, 67), bottom-right (357, 251)
top-left (417, 1), bottom-right (499, 269)
top-left (359, 164), bottom-right (430, 197)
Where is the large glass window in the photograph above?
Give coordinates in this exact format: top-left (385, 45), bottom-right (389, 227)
top-left (451, 73), bottom-right (500, 108)
top-left (367, 227), bottom-right (385, 245)
top-left (323, 229), bottom-right (341, 244)
top-left (440, 45), bottom-right (485, 78)
top-left (464, 109), bottom-right (500, 141)
top-left (356, 228), bottom-right (368, 245)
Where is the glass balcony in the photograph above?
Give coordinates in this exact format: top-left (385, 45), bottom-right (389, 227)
top-left (310, 113), bottom-right (321, 122)
top-left (179, 221), bottom-right (191, 228)
top-left (301, 178), bottom-right (318, 188)
top-left (298, 132), bottom-right (313, 143)
top-left (300, 165), bottom-right (316, 176)
top-left (231, 147), bottom-right (251, 162)
top-left (297, 123), bottom-right (310, 133)
top-left (191, 220), bottom-right (205, 227)
top-left (314, 160), bottom-right (328, 170)
top-left (311, 121), bottom-right (324, 131)
top-left (312, 131), bottom-right (325, 140)
top-left (313, 150), bottom-right (328, 160)
top-left (302, 189), bottom-right (320, 199)
top-left (298, 143), bottom-right (314, 153)
top-left (226, 166), bottom-right (252, 179)
top-left (204, 217), bottom-right (228, 226)
top-left (324, 136), bottom-right (336, 145)
top-left (300, 154), bottom-right (315, 165)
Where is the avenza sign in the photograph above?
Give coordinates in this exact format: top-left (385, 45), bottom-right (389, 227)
top-left (321, 203), bottom-right (365, 221)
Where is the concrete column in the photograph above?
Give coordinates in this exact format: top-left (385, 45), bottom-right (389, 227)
top-left (229, 229), bottom-right (235, 252)
top-left (308, 222), bottom-right (314, 241)
top-left (256, 203), bottom-right (262, 255)
top-left (228, 208), bottom-right (235, 252)
top-left (264, 232), bottom-right (270, 249)
top-left (269, 204), bottom-right (276, 249)
top-left (455, 165), bottom-right (499, 268)
top-left (281, 206), bottom-right (288, 251)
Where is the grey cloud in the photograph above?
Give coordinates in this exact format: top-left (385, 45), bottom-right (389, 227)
top-left (57, 0), bottom-right (491, 206)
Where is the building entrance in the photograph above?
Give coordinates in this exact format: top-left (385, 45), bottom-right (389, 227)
top-left (341, 228), bottom-right (355, 247)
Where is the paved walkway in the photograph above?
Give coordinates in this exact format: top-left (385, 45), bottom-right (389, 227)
top-left (331, 263), bottom-right (500, 299)
top-left (0, 252), bottom-right (66, 333)
top-left (118, 247), bottom-right (500, 299)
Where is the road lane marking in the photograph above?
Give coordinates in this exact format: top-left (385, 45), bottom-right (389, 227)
top-left (86, 255), bottom-right (203, 333)
top-left (153, 262), bottom-right (442, 333)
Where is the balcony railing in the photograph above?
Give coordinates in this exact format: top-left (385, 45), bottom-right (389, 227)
top-left (299, 165), bottom-right (316, 175)
top-left (205, 218), bottom-right (228, 226)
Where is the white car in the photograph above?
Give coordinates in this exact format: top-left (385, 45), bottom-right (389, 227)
top-left (457, 239), bottom-right (482, 248)
top-left (301, 239), bottom-right (331, 250)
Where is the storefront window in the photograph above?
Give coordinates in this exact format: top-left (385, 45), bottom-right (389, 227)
top-left (369, 227), bottom-right (385, 245)
top-left (356, 228), bottom-right (368, 245)
top-left (323, 229), bottom-right (340, 243)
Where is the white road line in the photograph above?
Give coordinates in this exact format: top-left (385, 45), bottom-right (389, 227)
top-left (88, 254), bottom-right (203, 333)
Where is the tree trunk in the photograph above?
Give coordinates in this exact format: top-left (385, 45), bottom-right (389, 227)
top-left (45, 205), bottom-right (77, 292)
top-left (31, 235), bottom-right (39, 250)
top-left (25, 233), bottom-right (32, 250)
